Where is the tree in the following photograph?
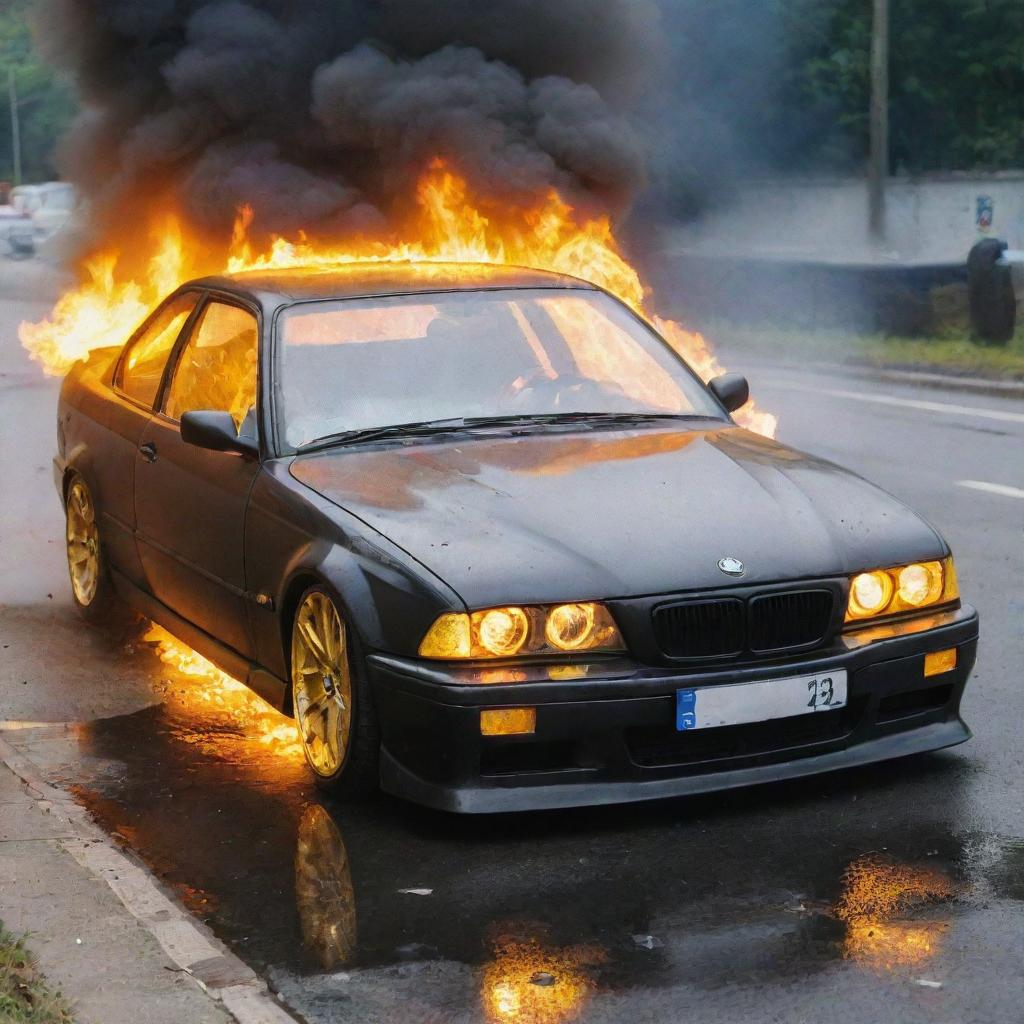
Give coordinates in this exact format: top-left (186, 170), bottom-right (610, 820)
top-left (648, 0), bottom-right (1024, 209)
top-left (0, 0), bottom-right (77, 184)
top-left (776, 0), bottom-right (1024, 174)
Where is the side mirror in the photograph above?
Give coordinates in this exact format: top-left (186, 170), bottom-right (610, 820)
top-left (709, 373), bottom-right (750, 414)
top-left (180, 410), bottom-right (258, 457)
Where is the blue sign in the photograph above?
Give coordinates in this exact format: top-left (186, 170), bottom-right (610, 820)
top-left (676, 689), bottom-right (697, 731)
top-left (977, 196), bottom-right (994, 231)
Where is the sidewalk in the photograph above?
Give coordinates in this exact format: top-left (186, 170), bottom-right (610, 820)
top-left (0, 755), bottom-right (229, 1024)
top-left (0, 735), bottom-right (295, 1024)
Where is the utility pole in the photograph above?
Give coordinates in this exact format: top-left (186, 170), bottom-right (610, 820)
top-left (868, 0), bottom-right (889, 241)
top-left (8, 67), bottom-right (22, 186)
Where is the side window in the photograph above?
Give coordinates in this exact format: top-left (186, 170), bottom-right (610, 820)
top-left (119, 294), bottom-right (199, 407)
top-left (165, 301), bottom-right (259, 433)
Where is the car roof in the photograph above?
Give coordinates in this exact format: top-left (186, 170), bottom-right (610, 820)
top-left (189, 261), bottom-right (597, 309)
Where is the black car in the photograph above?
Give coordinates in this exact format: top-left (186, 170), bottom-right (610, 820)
top-left (56, 263), bottom-right (978, 812)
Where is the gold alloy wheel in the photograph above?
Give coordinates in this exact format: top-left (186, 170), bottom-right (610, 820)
top-left (292, 591), bottom-right (353, 777)
top-left (66, 479), bottom-right (100, 607)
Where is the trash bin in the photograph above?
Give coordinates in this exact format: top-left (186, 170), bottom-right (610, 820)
top-left (967, 238), bottom-right (1016, 345)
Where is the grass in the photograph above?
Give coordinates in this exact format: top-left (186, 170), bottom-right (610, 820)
top-left (715, 324), bottom-right (1024, 381)
top-left (0, 925), bottom-right (74, 1024)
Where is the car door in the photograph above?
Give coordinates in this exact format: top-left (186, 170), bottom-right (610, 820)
top-left (134, 294), bottom-right (262, 658)
top-left (93, 291), bottom-right (202, 589)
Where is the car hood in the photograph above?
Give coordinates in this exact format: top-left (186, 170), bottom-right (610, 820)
top-left (290, 426), bottom-right (945, 608)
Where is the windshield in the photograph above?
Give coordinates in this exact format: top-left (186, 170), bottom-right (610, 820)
top-left (275, 287), bottom-right (723, 448)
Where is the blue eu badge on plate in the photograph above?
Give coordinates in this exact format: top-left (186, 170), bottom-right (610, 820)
top-left (677, 689), bottom-right (697, 731)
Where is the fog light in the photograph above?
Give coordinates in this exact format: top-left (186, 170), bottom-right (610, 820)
top-left (924, 648), bottom-right (957, 677)
top-left (480, 707), bottom-right (536, 736)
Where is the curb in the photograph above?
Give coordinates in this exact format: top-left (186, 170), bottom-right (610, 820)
top-left (0, 730), bottom-right (299, 1024)
top-left (837, 364), bottom-right (1024, 399)
top-left (739, 358), bottom-right (1024, 399)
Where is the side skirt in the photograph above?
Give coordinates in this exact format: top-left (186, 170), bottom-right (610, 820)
top-left (111, 569), bottom-right (290, 714)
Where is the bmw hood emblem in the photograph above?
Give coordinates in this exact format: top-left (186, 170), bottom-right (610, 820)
top-left (718, 557), bottom-right (745, 577)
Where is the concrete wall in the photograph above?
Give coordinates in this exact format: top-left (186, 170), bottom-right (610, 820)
top-left (666, 173), bottom-right (1024, 267)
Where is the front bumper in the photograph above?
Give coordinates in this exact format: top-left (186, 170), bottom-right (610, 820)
top-left (369, 606), bottom-right (979, 813)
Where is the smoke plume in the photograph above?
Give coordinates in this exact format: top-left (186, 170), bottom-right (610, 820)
top-left (34, 0), bottom-right (662, 255)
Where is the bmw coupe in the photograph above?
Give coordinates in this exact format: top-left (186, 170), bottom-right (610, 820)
top-left (56, 263), bottom-right (979, 811)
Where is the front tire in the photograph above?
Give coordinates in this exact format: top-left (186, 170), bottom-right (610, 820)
top-left (291, 586), bottom-right (379, 797)
top-left (65, 475), bottom-right (125, 625)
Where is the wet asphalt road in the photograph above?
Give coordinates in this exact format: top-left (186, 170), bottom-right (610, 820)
top-left (2, 269), bottom-right (1024, 1023)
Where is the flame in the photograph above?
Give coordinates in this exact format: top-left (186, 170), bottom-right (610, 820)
top-left (142, 623), bottom-right (303, 759)
top-left (30, 161), bottom-right (777, 752)
top-left (20, 159), bottom-right (774, 436)
top-left (19, 217), bottom-right (188, 376)
top-left (835, 855), bottom-right (956, 973)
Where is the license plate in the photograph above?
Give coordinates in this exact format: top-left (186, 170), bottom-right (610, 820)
top-left (676, 670), bottom-right (848, 731)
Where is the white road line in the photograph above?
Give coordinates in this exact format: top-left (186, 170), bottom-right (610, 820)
top-left (0, 720), bottom-right (73, 731)
top-left (957, 480), bottom-right (1024, 500)
top-left (774, 384), bottom-right (1024, 425)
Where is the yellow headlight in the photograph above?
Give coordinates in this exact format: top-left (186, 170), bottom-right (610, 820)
top-left (417, 612), bottom-right (471, 658)
top-left (476, 607), bottom-right (529, 657)
top-left (849, 571), bottom-right (893, 617)
top-left (545, 603), bottom-right (596, 651)
top-left (845, 557), bottom-right (958, 624)
top-left (418, 602), bottom-right (625, 662)
top-left (897, 563), bottom-right (943, 607)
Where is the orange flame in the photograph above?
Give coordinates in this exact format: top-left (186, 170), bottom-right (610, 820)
top-left (31, 161), bottom-right (778, 751)
top-left (142, 624), bottom-right (303, 760)
top-left (19, 160), bottom-right (775, 436)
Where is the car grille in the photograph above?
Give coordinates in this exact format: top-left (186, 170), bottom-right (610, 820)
top-left (653, 589), bottom-right (835, 660)
top-left (652, 598), bottom-right (745, 659)
top-left (748, 590), bottom-right (835, 653)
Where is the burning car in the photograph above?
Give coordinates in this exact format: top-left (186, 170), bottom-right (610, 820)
top-left (55, 263), bottom-right (978, 812)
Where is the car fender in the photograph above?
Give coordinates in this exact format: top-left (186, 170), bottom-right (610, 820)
top-left (244, 461), bottom-right (465, 682)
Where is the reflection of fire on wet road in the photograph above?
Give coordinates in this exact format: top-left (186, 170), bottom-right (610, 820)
top-left (836, 855), bottom-right (957, 972)
top-left (139, 623), bottom-right (302, 761)
top-left (295, 804), bottom-right (358, 970)
top-left (481, 931), bottom-right (606, 1024)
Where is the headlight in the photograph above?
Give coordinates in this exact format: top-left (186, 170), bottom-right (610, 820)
top-left (545, 603), bottom-right (596, 651)
top-left (477, 607), bottom-right (529, 657)
top-left (845, 557), bottom-right (958, 624)
top-left (419, 602), bottom-right (625, 660)
top-left (849, 570), bottom-right (893, 617)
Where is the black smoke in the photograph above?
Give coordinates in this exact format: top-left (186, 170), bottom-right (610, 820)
top-left (34, 0), bottom-right (661, 255)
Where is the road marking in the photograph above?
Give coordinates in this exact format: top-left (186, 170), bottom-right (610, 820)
top-left (775, 384), bottom-right (1024, 425)
top-left (0, 720), bottom-right (73, 731)
top-left (957, 480), bottom-right (1024, 499)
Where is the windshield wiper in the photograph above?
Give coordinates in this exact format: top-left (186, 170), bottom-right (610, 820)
top-left (297, 411), bottom-right (718, 453)
top-left (462, 411), bottom-right (718, 429)
top-left (298, 417), bottom-right (473, 452)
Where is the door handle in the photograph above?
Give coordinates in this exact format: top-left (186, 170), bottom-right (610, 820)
top-left (139, 442), bottom-right (158, 464)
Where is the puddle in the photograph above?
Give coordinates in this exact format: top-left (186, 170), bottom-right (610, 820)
top-left (60, 698), bottom-right (989, 985)
top-left (834, 854), bottom-right (958, 973)
top-left (17, 627), bottom-right (1022, 1020)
